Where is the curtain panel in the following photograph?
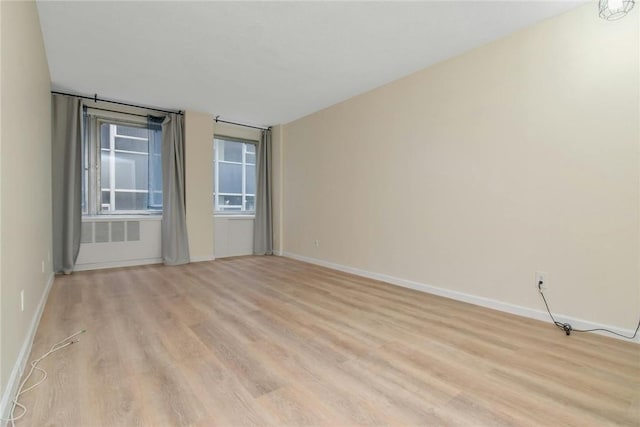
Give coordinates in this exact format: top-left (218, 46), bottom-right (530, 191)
top-left (51, 94), bottom-right (83, 274)
top-left (253, 129), bottom-right (273, 255)
top-left (161, 113), bottom-right (190, 265)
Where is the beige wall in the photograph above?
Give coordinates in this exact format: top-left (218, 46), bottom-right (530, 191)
top-left (283, 5), bottom-right (639, 329)
top-left (185, 111), bottom-right (215, 261)
top-left (0, 0), bottom-right (52, 400)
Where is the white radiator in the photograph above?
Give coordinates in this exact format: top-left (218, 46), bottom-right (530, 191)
top-left (80, 221), bottom-right (140, 244)
top-left (76, 218), bottom-right (162, 270)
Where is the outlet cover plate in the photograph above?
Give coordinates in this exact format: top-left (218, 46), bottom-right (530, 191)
top-left (535, 272), bottom-right (548, 290)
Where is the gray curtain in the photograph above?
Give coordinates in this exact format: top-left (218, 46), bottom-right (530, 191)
top-left (253, 129), bottom-right (273, 255)
top-left (161, 113), bottom-right (190, 265)
top-left (51, 94), bottom-right (83, 274)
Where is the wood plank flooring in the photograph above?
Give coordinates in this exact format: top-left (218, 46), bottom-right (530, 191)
top-left (16, 256), bottom-right (640, 426)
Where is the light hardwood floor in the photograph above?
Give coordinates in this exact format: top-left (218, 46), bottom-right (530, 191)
top-left (16, 256), bottom-right (640, 426)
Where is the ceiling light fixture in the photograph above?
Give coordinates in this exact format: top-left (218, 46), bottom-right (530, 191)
top-left (599, 0), bottom-right (635, 20)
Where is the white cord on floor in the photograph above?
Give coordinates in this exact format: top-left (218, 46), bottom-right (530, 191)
top-left (1, 330), bottom-right (86, 427)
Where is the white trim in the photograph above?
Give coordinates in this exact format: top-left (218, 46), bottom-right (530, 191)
top-left (190, 255), bottom-right (216, 263)
top-left (85, 107), bottom-right (148, 125)
top-left (213, 214), bottom-right (255, 219)
top-left (82, 215), bottom-right (162, 222)
top-left (73, 257), bottom-right (162, 272)
top-left (0, 273), bottom-right (55, 422)
top-left (282, 252), bottom-right (639, 344)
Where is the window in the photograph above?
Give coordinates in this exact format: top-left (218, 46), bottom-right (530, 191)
top-left (83, 111), bottom-right (162, 215)
top-left (214, 137), bottom-right (256, 213)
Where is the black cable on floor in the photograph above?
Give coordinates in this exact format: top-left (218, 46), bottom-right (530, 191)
top-left (538, 283), bottom-right (640, 339)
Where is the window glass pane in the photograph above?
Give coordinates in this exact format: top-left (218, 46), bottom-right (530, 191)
top-left (116, 125), bottom-right (148, 139)
top-left (246, 165), bottom-right (256, 195)
top-left (82, 113), bottom-right (88, 213)
top-left (245, 196), bottom-right (255, 212)
top-left (148, 191), bottom-right (162, 209)
top-left (85, 118), bottom-right (162, 214)
top-left (214, 138), bottom-right (258, 213)
top-left (220, 140), bottom-right (243, 162)
top-left (115, 152), bottom-right (148, 190)
top-left (219, 163), bottom-right (242, 193)
top-left (100, 123), bottom-right (110, 149)
top-left (148, 127), bottom-right (163, 208)
top-left (115, 137), bottom-right (148, 153)
top-left (113, 192), bottom-right (148, 211)
top-left (219, 195), bottom-right (242, 209)
top-left (100, 151), bottom-right (110, 185)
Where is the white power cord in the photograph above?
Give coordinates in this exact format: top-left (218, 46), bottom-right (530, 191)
top-left (1, 330), bottom-right (86, 427)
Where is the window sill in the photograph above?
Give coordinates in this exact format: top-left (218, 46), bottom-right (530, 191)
top-left (214, 214), bottom-right (255, 219)
top-left (82, 214), bottom-right (162, 222)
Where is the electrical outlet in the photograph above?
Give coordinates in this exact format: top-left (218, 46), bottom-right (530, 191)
top-left (41, 260), bottom-right (45, 273)
top-left (314, 240), bottom-right (320, 248)
top-left (535, 272), bottom-right (548, 290)
top-left (20, 290), bottom-right (24, 312)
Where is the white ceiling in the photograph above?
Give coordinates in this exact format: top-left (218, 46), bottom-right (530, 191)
top-left (37, 1), bottom-right (583, 126)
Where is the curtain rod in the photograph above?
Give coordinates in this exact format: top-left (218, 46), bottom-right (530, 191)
top-left (215, 115), bottom-right (270, 131)
top-left (84, 106), bottom-right (149, 119)
top-left (51, 90), bottom-right (183, 116)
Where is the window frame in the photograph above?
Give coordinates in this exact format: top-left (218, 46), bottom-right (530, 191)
top-left (83, 110), bottom-right (163, 216)
top-left (213, 135), bottom-right (257, 215)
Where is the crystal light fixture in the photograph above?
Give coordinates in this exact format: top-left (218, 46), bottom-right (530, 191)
top-left (599, 0), bottom-right (635, 20)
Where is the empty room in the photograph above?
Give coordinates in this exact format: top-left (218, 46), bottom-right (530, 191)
top-left (1, 0), bottom-right (639, 426)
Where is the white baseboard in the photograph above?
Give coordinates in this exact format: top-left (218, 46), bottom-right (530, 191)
top-left (282, 252), bottom-right (639, 344)
top-left (190, 255), bottom-right (216, 263)
top-left (0, 272), bottom-right (55, 423)
top-left (73, 257), bottom-right (163, 272)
